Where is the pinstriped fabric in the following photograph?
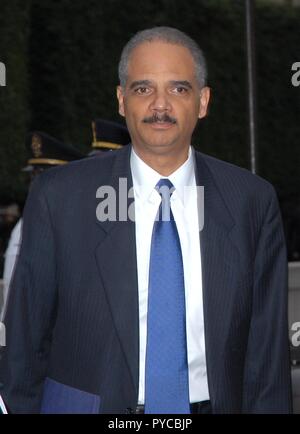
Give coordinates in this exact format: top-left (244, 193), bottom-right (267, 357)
top-left (195, 152), bottom-right (291, 413)
top-left (0, 146), bottom-right (292, 413)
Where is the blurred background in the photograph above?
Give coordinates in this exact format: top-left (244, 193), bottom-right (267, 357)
top-left (0, 0), bottom-right (299, 412)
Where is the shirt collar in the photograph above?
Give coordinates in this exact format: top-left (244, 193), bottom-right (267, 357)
top-left (130, 146), bottom-right (195, 204)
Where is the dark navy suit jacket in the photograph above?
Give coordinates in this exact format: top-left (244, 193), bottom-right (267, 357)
top-left (0, 145), bottom-right (292, 413)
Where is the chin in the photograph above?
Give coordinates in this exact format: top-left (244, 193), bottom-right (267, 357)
top-left (144, 134), bottom-right (178, 148)
top-left (145, 142), bottom-right (183, 157)
top-left (132, 132), bottom-right (183, 154)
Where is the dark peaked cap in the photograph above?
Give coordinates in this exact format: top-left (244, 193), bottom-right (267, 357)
top-left (24, 131), bottom-right (84, 170)
top-left (91, 119), bottom-right (131, 151)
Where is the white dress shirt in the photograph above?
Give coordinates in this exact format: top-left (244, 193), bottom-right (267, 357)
top-left (130, 147), bottom-right (209, 404)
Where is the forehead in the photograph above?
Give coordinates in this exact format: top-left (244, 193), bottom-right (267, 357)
top-left (126, 41), bottom-right (197, 81)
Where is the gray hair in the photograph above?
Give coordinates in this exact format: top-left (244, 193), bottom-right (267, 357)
top-left (118, 26), bottom-right (207, 89)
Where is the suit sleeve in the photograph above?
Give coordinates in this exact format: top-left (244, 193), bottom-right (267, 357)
top-left (0, 174), bottom-right (58, 413)
top-left (242, 187), bottom-right (293, 413)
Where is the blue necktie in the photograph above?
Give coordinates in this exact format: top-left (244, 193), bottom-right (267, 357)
top-left (145, 179), bottom-right (190, 414)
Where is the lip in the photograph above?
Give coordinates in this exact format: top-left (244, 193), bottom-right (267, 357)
top-left (147, 122), bottom-right (175, 130)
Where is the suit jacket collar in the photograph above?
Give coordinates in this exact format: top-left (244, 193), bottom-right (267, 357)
top-left (194, 151), bottom-right (238, 409)
top-left (95, 145), bottom-right (139, 396)
top-left (194, 151), bottom-right (235, 233)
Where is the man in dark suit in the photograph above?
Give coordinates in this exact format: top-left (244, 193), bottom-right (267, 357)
top-left (0, 26), bottom-right (292, 414)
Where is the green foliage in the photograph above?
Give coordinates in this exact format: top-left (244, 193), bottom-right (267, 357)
top-left (0, 0), bottom-right (31, 203)
top-left (27, 0), bottom-right (249, 167)
top-left (0, 0), bottom-right (299, 204)
top-left (256, 2), bottom-right (300, 199)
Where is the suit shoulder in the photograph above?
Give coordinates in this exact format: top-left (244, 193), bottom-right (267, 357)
top-left (197, 151), bottom-right (277, 199)
top-left (39, 151), bottom-right (117, 184)
top-left (34, 147), bottom-right (131, 197)
top-left (27, 149), bottom-right (129, 208)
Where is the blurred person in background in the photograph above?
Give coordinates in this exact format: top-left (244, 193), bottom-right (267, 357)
top-left (1, 132), bottom-right (83, 319)
top-left (89, 118), bottom-right (130, 156)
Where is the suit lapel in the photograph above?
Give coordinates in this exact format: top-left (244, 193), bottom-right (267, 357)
top-left (194, 151), bottom-right (238, 404)
top-left (94, 146), bottom-right (139, 394)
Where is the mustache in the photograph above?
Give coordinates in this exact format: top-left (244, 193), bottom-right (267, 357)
top-left (142, 113), bottom-right (177, 124)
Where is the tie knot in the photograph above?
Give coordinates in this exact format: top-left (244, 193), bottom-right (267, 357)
top-left (155, 179), bottom-right (175, 200)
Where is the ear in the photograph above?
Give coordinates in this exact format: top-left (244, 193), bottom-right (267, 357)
top-left (198, 86), bottom-right (211, 119)
top-left (117, 86), bottom-right (125, 117)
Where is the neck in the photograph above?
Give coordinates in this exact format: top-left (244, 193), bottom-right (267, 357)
top-left (132, 146), bottom-right (189, 176)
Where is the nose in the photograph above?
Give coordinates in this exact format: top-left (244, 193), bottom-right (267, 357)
top-left (149, 89), bottom-right (171, 112)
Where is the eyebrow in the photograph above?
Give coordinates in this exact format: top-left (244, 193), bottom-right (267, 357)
top-left (169, 80), bottom-right (193, 89)
top-left (129, 79), bottom-right (193, 90)
top-left (129, 80), bottom-right (152, 90)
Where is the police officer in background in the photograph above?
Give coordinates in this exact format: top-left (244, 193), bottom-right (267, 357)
top-left (89, 118), bottom-right (131, 156)
top-left (1, 131), bottom-right (83, 319)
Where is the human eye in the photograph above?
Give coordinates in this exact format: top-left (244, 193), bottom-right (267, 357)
top-left (172, 86), bottom-right (189, 95)
top-left (134, 87), bottom-right (151, 95)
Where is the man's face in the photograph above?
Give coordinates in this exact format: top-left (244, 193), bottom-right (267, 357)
top-left (117, 41), bottom-right (210, 158)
